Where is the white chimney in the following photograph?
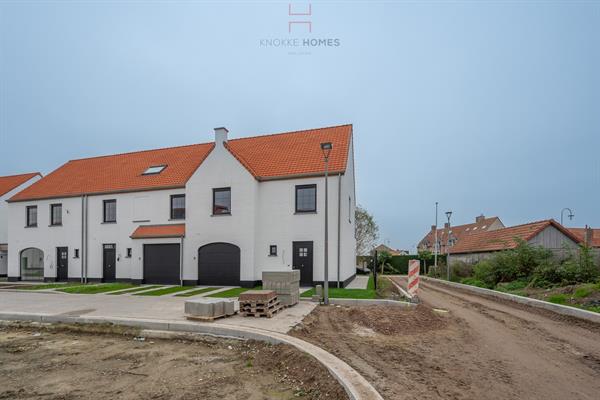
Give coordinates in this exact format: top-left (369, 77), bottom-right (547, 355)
top-left (214, 127), bottom-right (228, 145)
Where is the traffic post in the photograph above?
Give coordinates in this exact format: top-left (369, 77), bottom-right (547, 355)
top-left (407, 259), bottom-right (420, 299)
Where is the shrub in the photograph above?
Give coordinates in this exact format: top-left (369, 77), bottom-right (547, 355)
top-left (473, 260), bottom-right (496, 287)
top-left (495, 279), bottom-right (529, 292)
top-left (532, 244), bottom-right (599, 286)
top-left (450, 261), bottom-right (473, 282)
top-left (460, 277), bottom-right (492, 289)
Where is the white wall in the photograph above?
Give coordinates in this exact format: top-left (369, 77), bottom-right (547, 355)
top-left (0, 175), bottom-right (41, 245)
top-left (8, 188), bottom-right (185, 280)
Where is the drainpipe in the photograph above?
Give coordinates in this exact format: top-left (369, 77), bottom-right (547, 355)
top-left (337, 174), bottom-right (342, 288)
top-left (80, 196), bottom-right (85, 284)
top-left (180, 237), bottom-right (184, 286)
top-left (84, 195), bottom-right (88, 284)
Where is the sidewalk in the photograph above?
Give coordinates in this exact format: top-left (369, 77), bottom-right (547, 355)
top-left (0, 290), bottom-right (316, 333)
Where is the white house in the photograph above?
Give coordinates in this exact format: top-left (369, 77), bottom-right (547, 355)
top-left (7, 125), bottom-right (356, 287)
top-left (0, 172), bottom-right (42, 277)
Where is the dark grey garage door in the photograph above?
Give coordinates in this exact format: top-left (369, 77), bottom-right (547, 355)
top-left (198, 243), bottom-right (240, 286)
top-left (143, 244), bottom-right (180, 285)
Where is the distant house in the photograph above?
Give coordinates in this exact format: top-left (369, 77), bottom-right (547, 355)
top-left (449, 219), bottom-right (582, 264)
top-left (0, 173), bottom-right (42, 277)
top-left (374, 244), bottom-right (408, 256)
top-left (418, 215), bottom-right (504, 255)
top-left (568, 227), bottom-right (600, 248)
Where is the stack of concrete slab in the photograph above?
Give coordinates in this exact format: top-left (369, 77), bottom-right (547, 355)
top-left (239, 289), bottom-right (282, 318)
top-left (262, 270), bottom-right (300, 307)
top-left (184, 298), bottom-right (235, 321)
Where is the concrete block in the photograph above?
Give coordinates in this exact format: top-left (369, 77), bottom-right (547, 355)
top-left (185, 298), bottom-right (234, 319)
top-left (262, 270), bottom-right (300, 283)
top-left (277, 292), bottom-right (299, 307)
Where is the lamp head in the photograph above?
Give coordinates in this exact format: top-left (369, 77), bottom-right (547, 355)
top-left (445, 211), bottom-right (453, 220)
top-left (320, 142), bottom-right (333, 159)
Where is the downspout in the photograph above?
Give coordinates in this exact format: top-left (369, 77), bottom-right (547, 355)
top-left (180, 236), bottom-right (184, 286)
top-left (84, 195), bottom-right (88, 284)
top-left (80, 196), bottom-right (84, 284)
top-left (337, 174), bottom-right (341, 288)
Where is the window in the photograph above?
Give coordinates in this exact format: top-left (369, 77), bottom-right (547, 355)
top-left (142, 165), bottom-right (166, 175)
top-left (212, 188), bottom-right (231, 215)
top-left (74, 249), bottom-right (80, 258)
top-left (103, 199), bottom-right (117, 223)
top-left (126, 248), bottom-right (132, 258)
top-left (269, 245), bottom-right (277, 256)
top-left (295, 184), bottom-right (316, 213)
top-left (26, 206), bottom-right (37, 227)
top-left (298, 247), bottom-right (308, 257)
top-left (170, 194), bottom-right (185, 219)
top-left (50, 204), bottom-right (62, 226)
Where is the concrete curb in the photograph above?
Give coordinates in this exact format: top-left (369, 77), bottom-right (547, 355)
top-left (0, 311), bottom-right (383, 400)
top-left (423, 277), bottom-right (600, 324)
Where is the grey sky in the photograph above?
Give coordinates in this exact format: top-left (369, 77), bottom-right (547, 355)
top-left (1, 1), bottom-right (598, 251)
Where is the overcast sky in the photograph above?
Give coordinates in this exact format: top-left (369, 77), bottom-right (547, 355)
top-left (1, 1), bottom-right (599, 251)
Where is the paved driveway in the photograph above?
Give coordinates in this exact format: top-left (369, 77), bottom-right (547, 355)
top-left (0, 290), bottom-right (316, 333)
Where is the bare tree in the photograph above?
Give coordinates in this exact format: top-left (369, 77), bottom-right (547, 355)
top-left (355, 205), bottom-right (379, 256)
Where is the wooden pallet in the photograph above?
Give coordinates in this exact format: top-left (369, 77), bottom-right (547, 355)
top-left (240, 300), bottom-right (281, 312)
top-left (241, 303), bottom-right (283, 318)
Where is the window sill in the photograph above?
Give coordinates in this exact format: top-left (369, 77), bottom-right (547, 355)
top-left (49, 224), bottom-right (62, 227)
top-left (132, 219), bottom-right (150, 223)
top-left (294, 211), bottom-right (317, 215)
top-left (211, 213), bottom-right (231, 217)
top-left (169, 218), bottom-right (185, 221)
top-left (102, 221), bottom-right (117, 224)
top-left (24, 225), bottom-right (38, 228)
top-left (268, 254), bottom-right (278, 257)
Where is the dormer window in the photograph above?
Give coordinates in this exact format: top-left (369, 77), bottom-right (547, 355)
top-left (143, 165), bottom-right (166, 175)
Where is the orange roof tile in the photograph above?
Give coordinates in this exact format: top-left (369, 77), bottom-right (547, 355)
top-left (9, 125), bottom-right (353, 202)
top-left (9, 144), bottom-right (214, 202)
top-left (130, 224), bottom-right (185, 239)
top-left (568, 228), bottom-right (600, 248)
top-left (419, 216), bottom-right (502, 252)
top-left (225, 124), bottom-right (352, 179)
top-left (450, 220), bottom-right (582, 254)
top-left (0, 173), bottom-right (41, 197)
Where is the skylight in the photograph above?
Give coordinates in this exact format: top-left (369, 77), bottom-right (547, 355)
top-left (143, 165), bottom-right (166, 175)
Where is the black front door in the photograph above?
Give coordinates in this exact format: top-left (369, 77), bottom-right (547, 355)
top-left (56, 247), bottom-right (68, 281)
top-left (103, 244), bottom-right (116, 282)
top-left (293, 241), bottom-right (313, 286)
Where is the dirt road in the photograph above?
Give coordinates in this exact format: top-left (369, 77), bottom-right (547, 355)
top-left (0, 323), bottom-right (347, 400)
top-left (291, 277), bottom-right (600, 400)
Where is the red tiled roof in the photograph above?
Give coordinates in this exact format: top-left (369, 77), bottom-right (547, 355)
top-left (0, 173), bottom-right (41, 197)
top-left (9, 144), bottom-right (215, 202)
top-left (419, 216), bottom-right (502, 252)
top-left (130, 224), bottom-right (185, 239)
top-left (225, 124), bottom-right (352, 179)
top-left (450, 220), bottom-right (582, 254)
top-left (569, 228), bottom-right (600, 248)
top-left (9, 125), bottom-right (353, 202)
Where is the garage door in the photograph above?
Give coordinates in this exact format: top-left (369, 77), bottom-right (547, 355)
top-left (143, 244), bottom-right (180, 284)
top-left (198, 243), bottom-right (240, 286)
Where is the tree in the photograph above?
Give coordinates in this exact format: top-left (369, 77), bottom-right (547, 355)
top-left (355, 205), bottom-right (379, 256)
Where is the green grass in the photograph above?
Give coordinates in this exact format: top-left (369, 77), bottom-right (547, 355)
top-left (57, 283), bottom-right (137, 294)
top-left (461, 277), bottom-right (493, 289)
top-left (174, 287), bottom-right (222, 297)
top-left (547, 294), bottom-right (568, 305)
top-left (367, 273), bottom-right (375, 290)
top-left (300, 288), bottom-right (377, 299)
top-left (573, 284), bottom-right (596, 299)
top-left (107, 285), bottom-right (163, 295)
top-left (207, 286), bottom-right (261, 298)
top-left (495, 279), bottom-right (529, 292)
top-left (134, 286), bottom-right (194, 296)
top-left (18, 282), bottom-right (83, 290)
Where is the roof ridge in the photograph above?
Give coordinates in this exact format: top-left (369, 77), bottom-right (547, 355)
top-left (0, 172), bottom-right (40, 179)
top-left (228, 123), bottom-right (352, 143)
top-left (68, 142), bottom-right (212, 162)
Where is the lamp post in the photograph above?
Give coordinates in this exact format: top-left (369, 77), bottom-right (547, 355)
top-left (434, 202), bottom-right (438, 271)
top-left (445, 211), bottom-right (452, 281)
top-left (321, 142), bottom-right (333, 305)
top-left (560, 208), bottom-right (574, 226)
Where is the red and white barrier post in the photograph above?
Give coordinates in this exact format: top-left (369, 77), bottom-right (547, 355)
top-left (407, 259), bottom-right (420, 298)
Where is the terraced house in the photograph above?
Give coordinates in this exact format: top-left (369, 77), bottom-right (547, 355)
top-left (6, 125), bottom-right (356, 287)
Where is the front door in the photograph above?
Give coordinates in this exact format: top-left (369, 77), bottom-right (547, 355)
top-left (56, 247), bottom-right (68, 281)
top-left (293, 241), bottom-right (313, 286)
top-left (103, 244), bottom-right (116, 282)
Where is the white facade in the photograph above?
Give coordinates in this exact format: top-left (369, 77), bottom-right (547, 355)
top-left (7, 131), bottom-right (356, 286)
top-left (0, 175), bottom-right (41, 276)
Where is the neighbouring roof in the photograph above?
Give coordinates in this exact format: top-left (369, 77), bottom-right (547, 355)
top-left (449, 220), bottom-right (582, 254)
top-left (0, 172), bottom-right (41, 197)
top-left (130, 224), bottom-right (185, 239)
top-left (419, 216), bottom-right (503, 249)
top-left (374, 244), bottom-right (406, 256)
top-left (568, 228), bottom-right (600, 248)
top-left (9, 124), bottom-right (353, 202)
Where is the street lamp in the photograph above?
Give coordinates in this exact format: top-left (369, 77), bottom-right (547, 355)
top-left (445, 211), bottom-right (452, 281)
top-left (560, 208), bottom-right (574, 226)
top-left (321, 142), bottom-right (332, 305)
